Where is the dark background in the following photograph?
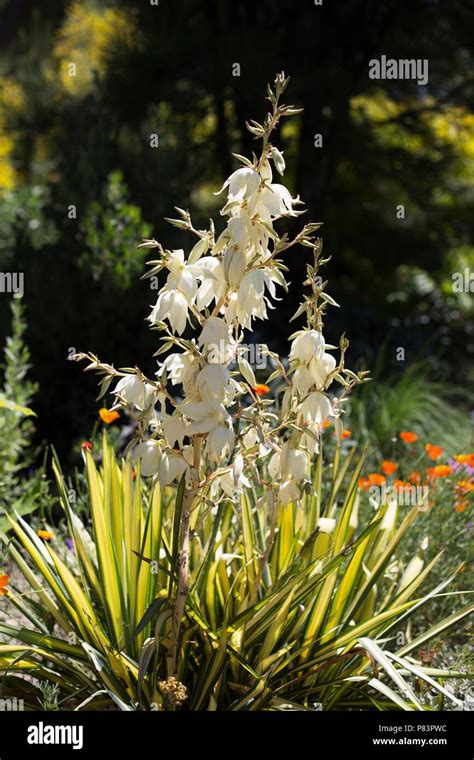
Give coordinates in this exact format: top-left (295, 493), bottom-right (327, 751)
top-left (0, 0), bottom-right (473, 459)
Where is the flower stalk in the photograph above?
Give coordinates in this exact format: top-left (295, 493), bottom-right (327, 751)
top-left (167, 433), bottom-right (202, 678)
top-left (75, 71), bottom-right (369, 677)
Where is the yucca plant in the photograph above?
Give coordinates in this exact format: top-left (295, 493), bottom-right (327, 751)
top-left (0, 435), bottom-right (471, 710)
top-left (0, 73), bottom-right (471, 711)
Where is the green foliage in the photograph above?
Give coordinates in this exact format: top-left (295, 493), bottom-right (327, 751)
top-left (349, 363), bottom-right (471, 459)
top-left (0, 186), bottom-right (59, 264)
top-left (0, 301), bottom-right (41, 526)
top-left (0, 437), bottom-right (470, 711)
top-left (0, 301), bottom-right (54, 533)
top-left (78, 171), bottom-right (152, 288)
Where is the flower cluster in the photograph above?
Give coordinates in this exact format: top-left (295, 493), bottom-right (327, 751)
top-left (75, 73), bottom-right (366, 509)
top-left (358, 431), bottom-right (474, 513)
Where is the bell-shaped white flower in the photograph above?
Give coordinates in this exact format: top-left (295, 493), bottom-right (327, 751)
top-left (197, 363), bottom-right (233, 404)
top-left (308, 351), bottom-right (336, 389)
top-left (159, 449), bottom-right (189, 486)
top-left (301, 431), bottom-right (320, 457)
top-left (289, 330), bottom-right (325, 364)
top-left (217, 167), bottom-right (261, 205)
top-left (180, 398), bottom-right (229, 435)
top-left (226, 215), bottom-right (252, 251)
top-left (205, 423), bottom-right (235, 462)
top-left (242, 428), bottom-right (271, 458)
top-left (113, 375), bottom-right (155, 410)
top-left (231, 270), bottom-right (276, 328)
top-left (133, 439), bottom-right (162, 477)
top-left (280, 441), bottom-right (308, 482)
top-left (161, 413), bottom-right (188, 448)
top-left (255, 183), bottom-right (298, 219)
top-left (293, 365), bottom-right (316, 396)
top-left (198, 316), bottom-right (230, 347)
top-left (270, 146), bottom-right (285, 175)
top-left (223, 246), bottom-right (247, 289)
top-left (195, 257), bottom-right (226, 310)
top-left (166, 249), bottom-right (198, 299)
top-left (219, 453), bottom-right (250, 497)
top-left (317, 517), bottom-right (336, 534)
top-left (268, 451), bottom-right (280, 480)
top-left (159, 351), bottom-right (198, 389)
top-left (149, 289), bottom-right (189, 335)
top-left (199, 317), bottom-right (235, 364)
top-left (278, 479), bottom-right (300, 505)
top-left (299, 391), bottom-right (334, 426)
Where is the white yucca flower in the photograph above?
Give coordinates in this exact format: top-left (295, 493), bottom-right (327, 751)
top-left (242, 428), bottom-right (271, 458)
top-left (293, 365), bottom-right (317, 395)
top-left (289, 330), bottom-right (325, 363)
top-left (219, 454), bottom-right (251, 498)
top-left (280, 441), bottom-right (309, 481)
top-left (198, 317), bottom-right (235, 364)
top-left (161, 413), bottom-right (188, 448)
top-left (223, 246), bottom-right (247, 289)
top-left (308, 351), bottom-right (337, 389)
top-left (217, 167), bottom-right (261, 206)
top-left (224, 270), bottom-right (279, 329)
top-left (317, 517), bottom-right (336, 534)
top-left (165, 249), bottom-right (198, 297)
top-left (205, 422), bottom-right (235, 463)
top-left (149, 289), bottom-right (190, 336)
top-left (132, 439), bottom-right (162, 477)
top-left (113, 375), bottom-right (155, 410)
top-left (278, 479), bottom-right (301, 505)
top-left (159, 352), bottom-right (198, 388)
top-left (195, 257), bottom-right (226, 310)
top-left (299, 391), bottom-right (334, 426)
top-left (268, 442), bottom-right (308, 505)
top-left (158, 449), bottom-right (189, 487)
top-left (251, 183), bottom-right (299, 220)
top-left (180, 398), bottom-right (230, 435)
top-left (197, 363), bottom-right (234, 404)
top-left (270, 146), bottom-right (285, 175)
top-left (226, 210), bottom-right (270, 260)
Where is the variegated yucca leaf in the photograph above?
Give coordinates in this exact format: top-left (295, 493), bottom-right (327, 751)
top-left (0, 435), bottom-right (471, 710)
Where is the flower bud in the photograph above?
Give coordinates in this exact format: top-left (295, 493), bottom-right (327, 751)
top-left (223, 247), bottom-right (246, 289)
top-left (188, 237), bottom-right (209, 264)
top-left (270, 146), bottom-right (285, 175)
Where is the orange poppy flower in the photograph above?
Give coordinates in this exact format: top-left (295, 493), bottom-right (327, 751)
top-left (427, 465), bottom-right (452, 479)
top-left (425, 443), bottom-right (443, 461)
top-left (252, 384), bottom-right (270, 397)
top-left (454, 454), bottom-right (474, 468)
top-left (455, 480), bottom-right (474, 494)
top-left (368, 473), bottom-right (386, 486)
top-left (358, 476), bottom-right (370, 491)
top-left (394, 479), bottom-right (411, 491)
top-left (400, 431), bottom-right (418, 444)
top-left (37, 530), bottom-right (53, 541)
top-left (408, 471), bottom-right (422, 484)
top-left (0, 574), bottom-right (9, 596)
top-left (322, 420), bottom-right (331, 429)
top-left (99, 408), bottom-right (120, 424)
top-left (381, 460), bottom-right (398, 476)
top-left (341, 429), bottom-right (352, 439)
top-left (454, 500), bottom-right (468, 513)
